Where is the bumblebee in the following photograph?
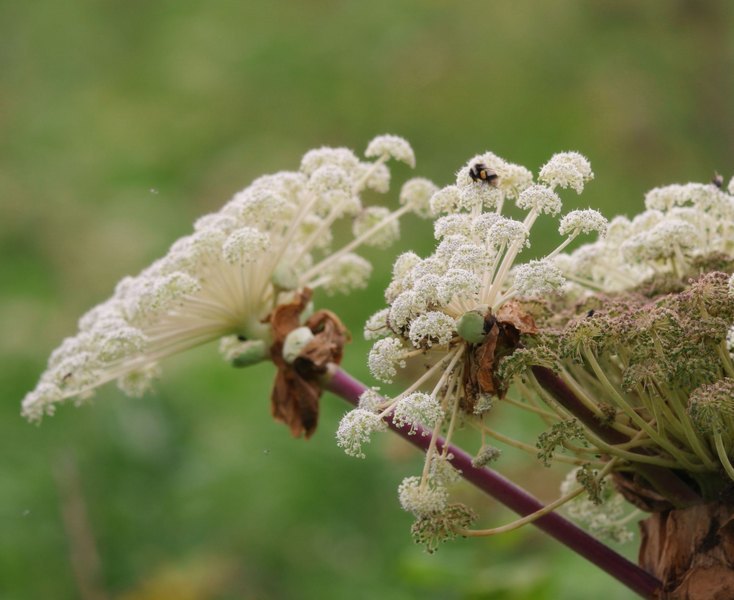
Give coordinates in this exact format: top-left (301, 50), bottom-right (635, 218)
top-left (469, 162), bottom-right (499, 186)
top-left (713, 172), bottom-right (724, 189)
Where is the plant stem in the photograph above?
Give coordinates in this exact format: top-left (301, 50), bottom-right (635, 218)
top-left (324, 365), bottom-right (662, 600)
top-left (531, 366), bottom-right (701, 508)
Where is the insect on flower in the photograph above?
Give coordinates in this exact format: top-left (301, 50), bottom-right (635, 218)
top-left (468, 162), bottom-right (499, 186)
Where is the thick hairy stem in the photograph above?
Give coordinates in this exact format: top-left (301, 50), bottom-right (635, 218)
top-left (324, 365), bottom-right (662, 600)
top-left (531, 366), bottom-right (701, 508)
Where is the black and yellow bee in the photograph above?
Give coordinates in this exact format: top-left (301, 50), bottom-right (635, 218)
top-left (712, 173), bottom-right (724, 189)
top-left (469, 162), bottom-right (499, 186)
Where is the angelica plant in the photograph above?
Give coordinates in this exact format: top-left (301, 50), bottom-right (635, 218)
top-left (23, 135), bottom-right (433, 437)
top-left (339, 149), bottom-right (613, 532)
top-left (334, 149), bottom-right (734, 597)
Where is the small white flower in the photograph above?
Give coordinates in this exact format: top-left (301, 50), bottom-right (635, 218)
top-left (471, 212), bottom-right (503, 241)
top-left (429, 454), bottom-right (462, 484)
top-left (392, 392), bottom-right (444, 433)
top-left (434, 215), bottom-right (473, 239)
top-left (357, 388), bottom-right (384, 413)
top-left (449, 244), bottom-right (494, 272)
top-left (429, 185), bottom-right (463, 215)
top-left (495, 162), bottom-right (534, 200)
top-left (336, 409), bottom-right (387, 458)
top-left (388, 291), bottom-right (424, 330)
top-left (398, 476), bottom-right (449, 516)
top-left (221, 228), bottom-right (270, 264)
top-left (516, 184), bottom-right (562, 215)
top-left (558, 209), bottom-right (608, 237)
top-left (321, 254), bottom-right (372, 295)
top-left (630, 209), bottom-right (664, 233)
top-left (300, 147), bottom-right (360, 176)
top-left (488, 218), bottom-right (530, 248)
top-left (621, 219), bottom-right (700, 262)
top-left (352, 206), bottom-right (400, 249)
top-left (392, 251), bottom-right (422, 280)
top-left (539, 152), bottom-right (594, 194)
top-left (364, 308), bottom-right (391, 340)
top-left (408, 312), bottom-right (456, 348)
top-left (458, 182), bottom-right (504, 211)
top-left (358, 161), bottom-right (391, 193)
top-left (413, 274), bottom-right (446, 307)
top-left (400, 177), bottom-right (439, 218)
top-left (605, 216), bottom-right (632, 243)
top-left (438, 268), bottom-right (482, 303)
top-left (368, 337), bottom-right (408, 383)
top-left (512, 260), bottom-right (566, 296)
top-left (365, 134), bottom-right (416, 168)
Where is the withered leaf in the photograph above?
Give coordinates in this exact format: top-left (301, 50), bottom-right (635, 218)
top-left (496, 301), bottom-right (539, 334)
top-left (639, 502), bottom-right (734, 599)
top-left (267, 291), bottom-right (349, 439)
top-left (462, 303), bottom-right (538, 412)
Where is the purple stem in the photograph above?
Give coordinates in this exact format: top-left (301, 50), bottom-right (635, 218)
top-left (324, 366), bottom-right (662, 600)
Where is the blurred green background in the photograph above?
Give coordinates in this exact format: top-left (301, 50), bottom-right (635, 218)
top-left (2, 1), bottom-right (733, 598)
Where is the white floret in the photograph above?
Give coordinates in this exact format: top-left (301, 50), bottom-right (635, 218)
top-left (434, 214), bottom-right (473, 239)
top-left (516, 184), bottom-right (562, 215)
top-left (368, 337), bottom-right (408, 383)
top-left (336, 409), bottom-right (387, 458)
top-left (488, 218), bottom-right (530, 248)
top-left (429, 185), bottom-right (463, 215)
top-left (222, 228), bottom-right (270, 264)
top-left (512, 260), bottom-right (566, 296)
top-left (364, 308), bottom-right (391, 340)
top-left (352, 206), bottom-right (400, 249)
top-left (558, 209), bottom-right (608, 237)
top-left (392, 392), bottom-right (444, 434)
top-left (400, 177), bottom-right (439, 218)
top-left (408, 311), bottom-right (456, 348)
top-left (365, 134), bottom-right (416, 168)
top-left (438, 268), bottom-right (482, 303)
top-left (357, 388), bottom-right (384, 413)
top-left (300, 147), bottom-right (360, 176)
top-left (117, 363), bottom-right (162, 398)
top-left (321, 253), bottom-right (372, 295)
top-left (539, 152), bottom-right (594, 194)
top-left (398, 476), bottom-right (449, 516)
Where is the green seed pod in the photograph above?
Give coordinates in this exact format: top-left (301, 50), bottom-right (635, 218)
top-left (456, 310), bottom-right (486, 344)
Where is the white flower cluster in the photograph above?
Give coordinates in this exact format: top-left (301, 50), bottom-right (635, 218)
top-left (336, 408), bottom-right (387, 458)
top-left (24, 136), bottom-right (431, 421)
top-left (339, 149), bottom-right (604, 524)
top-left (560, 469), bottom-right (634, 543)
top-left (367, 150), bottom-right (602, 386)
top-left (398, 475), bottom-right (449, 516)
top-left (392, 392), bottom-right (445, 434)
top-left (553, 178), bottom-right (734, 292)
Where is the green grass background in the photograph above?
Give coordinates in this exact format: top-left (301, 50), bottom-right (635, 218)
top-left (2, 1), bottom-right (733, 598)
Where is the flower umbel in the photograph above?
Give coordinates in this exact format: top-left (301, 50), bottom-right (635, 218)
top-left (24, 136), bottom-right (431, 422)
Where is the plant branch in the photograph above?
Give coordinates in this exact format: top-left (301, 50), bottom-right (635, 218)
top-left (323, 365), bottom-right (662, 600)
top-left (531, 366), bottom-right (701, 508)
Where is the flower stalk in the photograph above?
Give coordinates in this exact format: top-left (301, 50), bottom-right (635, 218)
top-left (324, 365), bottom-right (662, 600)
